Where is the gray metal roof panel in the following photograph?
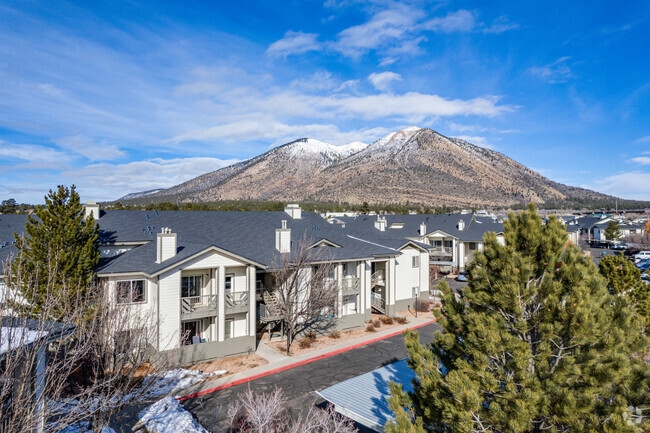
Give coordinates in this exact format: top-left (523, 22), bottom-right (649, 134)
top-left (316, 359), bottom-right (415, 431)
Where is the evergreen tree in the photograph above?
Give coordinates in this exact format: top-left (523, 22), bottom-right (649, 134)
top-left (10, 185), bottom-right (100, 321)
top-left (387, 204), bottom-right (649, 433)
top-left (599, 253), bottom-right (644, 295)
top-left (604, 220), bottom-right (623, 241)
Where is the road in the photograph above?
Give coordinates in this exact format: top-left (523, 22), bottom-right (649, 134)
top-left (182, 322), bottom-right (441, 432)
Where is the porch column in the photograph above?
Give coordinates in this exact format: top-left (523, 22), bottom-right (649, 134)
top-left (248, 265), bottom-right (256, 336)
top-left (217, 265), bottom-right (225, 341)
top-left (336, 263), bottom-right (343, 318)
top-left (452, 237), bottom-right (457, 268)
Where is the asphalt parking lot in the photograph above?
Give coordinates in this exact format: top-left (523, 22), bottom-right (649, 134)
top-left (182, 322), bottom-right (441, 433)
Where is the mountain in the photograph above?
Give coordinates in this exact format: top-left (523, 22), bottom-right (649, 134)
top-left (119, 128), bottom-right (616, 208)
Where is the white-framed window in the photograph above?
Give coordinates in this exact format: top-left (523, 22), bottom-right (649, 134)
top-left (468, 242), bottom-right (478, 251)
top-left (225, 274), bottom-right (234, 293)
top-left (343, 262), bottom-right (356, 277)
top-left (181, 275), bottom-right (203, 298)
top-left (182, 320), bottom-right (202, 345)
top-left (444, 240), bottom-right (453, 248)
top-left (224, 318), bottom-right (234, 339)
top-left (434, 240), bottom-right (442, 248)
top-left (117, 279), bottom-right (146, 304)
top-left (412, 256), bottom-right (420, 268)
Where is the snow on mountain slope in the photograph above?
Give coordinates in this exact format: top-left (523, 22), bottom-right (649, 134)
top-left (282, 138), bottom-right (368, 160)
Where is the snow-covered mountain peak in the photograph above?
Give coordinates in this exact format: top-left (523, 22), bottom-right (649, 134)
top-left (282, 138), bottom-right (367, 160)
top-left (370, 126), bottom-right (423, 151)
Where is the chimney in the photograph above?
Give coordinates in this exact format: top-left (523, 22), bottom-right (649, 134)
top-left (284, 204), bottom-right (302, 219)
top-left (419, 222), bottom-right (427, 236)
top-left (458, 219), bottom-right (465, 231)
top-left (84, 201), bottom-right (100, 220)
top-left (374, 216), bottom-right (386, 232)
top-left (276, 220), bottom-right (291, 253)
top-left (156, 227), bottom-right (177, 263)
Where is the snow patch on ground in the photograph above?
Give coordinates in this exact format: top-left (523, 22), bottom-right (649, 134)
top-left (139, 396), bottom-right (208, 433)
top-left (144, 368), bottom-right (227, 397)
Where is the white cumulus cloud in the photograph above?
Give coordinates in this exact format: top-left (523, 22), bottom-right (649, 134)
top-left (266, 31), bottom-right (321, 58)
top-left (368, 72), bottom-right (402, 92)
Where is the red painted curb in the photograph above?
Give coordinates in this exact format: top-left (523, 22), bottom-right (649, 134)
top-left (178, 319), bottom-right (434, 401)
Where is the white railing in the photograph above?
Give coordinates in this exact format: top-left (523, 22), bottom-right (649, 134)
top-left (181, 295), bottom-right (217, 316)
top-left (342, 276), bottom-right (360, 293)
top-left (371, 270), bottom-right (385, 286)
top-left (225, 291), bottom-right (249, 311)
top-left (430, 247), bottom-right (453, 256)
top-left (371, 292), bottom-right (385, 312)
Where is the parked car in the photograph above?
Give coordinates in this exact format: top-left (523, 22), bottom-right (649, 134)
top-left (611, 243), bottom-right (627, 251)
top-left (456, 271), bottom-right (469, 282)
top-left (634, 251), bottom-right (650, 263)
top-left (636, 259), bottom-right (650, 268)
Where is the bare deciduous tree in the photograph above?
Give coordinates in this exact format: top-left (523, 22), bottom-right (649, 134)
top-left (269, 238), bottom-right (339, 355)
top-left (227, 386), bottom-right (357, 433)
top-left (1, 258), bottom-right (174, 433)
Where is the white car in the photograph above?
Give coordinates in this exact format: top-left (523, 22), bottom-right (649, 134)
top-left (634, 251), bottom-right (650, 263)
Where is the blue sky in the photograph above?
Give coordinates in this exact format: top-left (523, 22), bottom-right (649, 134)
top-left (1, 0), bottom-right (649, 203)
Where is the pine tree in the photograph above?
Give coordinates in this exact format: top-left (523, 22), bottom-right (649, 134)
top-left (387, 204), bottom-right (649, 433)
top-left (10, 185), bottom-right (100, 321)
top-left (604, 220), bottom-right (623, 241)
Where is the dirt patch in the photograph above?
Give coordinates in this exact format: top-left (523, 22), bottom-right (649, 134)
top-left (186, 353), bottom-right (268, 381)
top-left (267, 313), bottom-right (410, 357)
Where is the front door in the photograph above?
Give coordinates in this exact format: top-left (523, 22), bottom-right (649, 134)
top-left (182, 320), bottom-right (201, 345)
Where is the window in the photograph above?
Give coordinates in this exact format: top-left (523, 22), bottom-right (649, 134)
top-left (444, 240), bottom-right (453, 248)
top-left (117, 279), bottom-right (145, 304)
top-left (224, 319), bottom-right (234, 339)
top-left (468, 242), bottom-right (478, 251)
top-left (225, 274), bottom-right (234, 293)
top-left (433, 240), bottom-right (442, 248)
top-left (412, 256), bottom-right (420, 268)
top-left (343, 263), bottom-right (356, 277)
top-left (181, 275), bottom-right (203, 298)
top-left (182, 320), bottom-right (202, 345)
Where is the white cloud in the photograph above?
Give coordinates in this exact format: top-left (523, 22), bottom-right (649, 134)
top-left (67, 157), bottom-right (241, 201)
top-left (423, 10), bottom-right (476, 33)
top-left (448, 122), bottom-right (487, 133)
top-left (454, 135), bottom-right (495, 149)
top-left (368, 71), bottom-right (402, 92)
top-left (529, 57), bottom-right (573, 83)
top-left (630, 156), bottom-right (650, 165)
top-left (0, 141), bottom-right (73, 168)
top-left (482, 16), bottom-right (520, 34)
top-left (266, 31), bottom-right (321, 58)
top-left (593, 172), bottom-right (650, 200)
top-left (332, 5), bottom-right (423, 57)
top-left (290, 71), bottom-right (338, 92)
top-left (635, 135), bottom-right (650, 143)
top-left (55, 135), bottom-right (124, 161)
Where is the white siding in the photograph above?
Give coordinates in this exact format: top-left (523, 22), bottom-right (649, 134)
top-left (233, 313), bottom-right (248, 337)
top-left (157, 270), bottom-right (181, 351)
top-left (394, 247), bottom-right (422, 301)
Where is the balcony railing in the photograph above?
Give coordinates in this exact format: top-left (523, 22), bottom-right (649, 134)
top-left (429, 246), bottom-right (453, 256)
top-left (371, 292), bottom-right (386, 314)
top-left (371, 270), bottom-right (385, 287)
top-left (341, 276), bottom-right (360, 294)
top-left (181, 295), bottom-right (217, 318)
top-left (225, 291), bottom-right (249, 313)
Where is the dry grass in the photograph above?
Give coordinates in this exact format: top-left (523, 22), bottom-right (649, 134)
top-left (187, 352), bottom-right (268, 380)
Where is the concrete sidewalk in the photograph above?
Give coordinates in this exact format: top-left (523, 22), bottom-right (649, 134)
top-left (179, 315), bottom-right (435, 400)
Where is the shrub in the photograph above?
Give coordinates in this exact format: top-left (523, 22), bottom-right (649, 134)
top-left (395, 316), bottom-right (408, 324)
top-left (329, 330), bottom-right (341, 339)
top-left (373, 319), bottom-right (382, 328)
top-left (365, 324), bottom-right (376, 332)
top-left (306, 331), bottom-right (317, 341)
top-left (298, 338), bottom-right (312, 349)
top-left (416, 301), bottom-right (431, 312)
top-left (380, 316), bottom-right (393, 325)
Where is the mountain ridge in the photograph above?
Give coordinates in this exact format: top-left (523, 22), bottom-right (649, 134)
top-left (119, 128), bottom-right (618, 208)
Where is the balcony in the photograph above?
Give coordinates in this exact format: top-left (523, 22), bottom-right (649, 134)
top-left (181, 295), bottom-right (217, 320)
top-left (225, 291), bottom-right (249, 314)
top-left (341, 276), bottom-right (360, 295)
